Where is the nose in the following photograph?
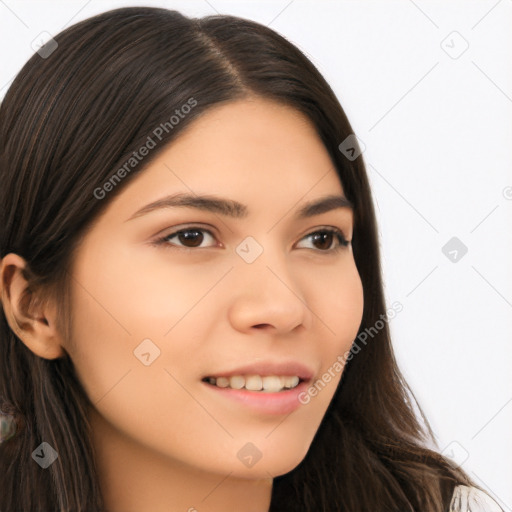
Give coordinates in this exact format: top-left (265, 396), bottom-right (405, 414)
top-left (227, 252), bottom-right (313, 335)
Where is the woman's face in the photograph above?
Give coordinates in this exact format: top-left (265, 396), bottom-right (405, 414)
top-left (66, 97), bottom-right (364, 479)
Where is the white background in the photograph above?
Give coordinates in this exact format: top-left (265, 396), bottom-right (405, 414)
top-left (1, 0), bottom-right (511, 507)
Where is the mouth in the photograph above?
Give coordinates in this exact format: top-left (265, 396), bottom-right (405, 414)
top-left (201, 375), bottom-right (311, 415)
top-left (201, 374), bottom-right (305, 393)
top-left (200, 360), bottom-right (315, 415)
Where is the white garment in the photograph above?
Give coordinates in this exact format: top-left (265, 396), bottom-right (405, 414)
top-left (449, 485), bottom-right (503, 512)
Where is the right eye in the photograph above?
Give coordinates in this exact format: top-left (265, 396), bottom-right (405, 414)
top-left (154, 227), bottom-right (218, 250)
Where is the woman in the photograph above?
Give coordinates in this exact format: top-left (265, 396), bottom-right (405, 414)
top-left (0, 6), bottom-right (503, 511)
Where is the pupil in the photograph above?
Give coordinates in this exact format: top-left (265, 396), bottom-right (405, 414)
top-left (178, 230), bottom-right (203, 247)
top-left (313, 232), bottom-right (332, 250)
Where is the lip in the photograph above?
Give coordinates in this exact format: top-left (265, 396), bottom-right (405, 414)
top-left (202, 379), bottom-right (311, 415)
top-left (201, 360), bottom-right (315, 415)
top-left (202, 361), bottom-right (315, 381)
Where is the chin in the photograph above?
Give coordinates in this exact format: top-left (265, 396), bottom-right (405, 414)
top-left (236, 446), bottom-right (310, 479)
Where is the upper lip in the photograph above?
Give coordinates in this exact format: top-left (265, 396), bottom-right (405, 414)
top-left (203, 361), bottom-right (315, 382)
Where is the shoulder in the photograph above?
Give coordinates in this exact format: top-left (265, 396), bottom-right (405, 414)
top-left (449, 485), bottom-right (504, 512)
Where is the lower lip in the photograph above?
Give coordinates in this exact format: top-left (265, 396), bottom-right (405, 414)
top-left (202, 379), bottom-right (310, 415)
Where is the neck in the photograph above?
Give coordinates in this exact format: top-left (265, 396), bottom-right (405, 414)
top-left (88, 407), bottom-right (273, 512)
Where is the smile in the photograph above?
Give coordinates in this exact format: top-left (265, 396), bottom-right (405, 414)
top-left (202, 375), bottom-right (301, 392)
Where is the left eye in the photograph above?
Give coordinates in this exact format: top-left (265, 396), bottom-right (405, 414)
top-left (296, 228), bottom-right (350, 252)
top-left (154, 227), bottom-right (350, 252)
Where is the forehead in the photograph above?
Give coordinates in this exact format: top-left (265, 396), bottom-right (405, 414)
top-left (97, 97), bottom-right (346, 222)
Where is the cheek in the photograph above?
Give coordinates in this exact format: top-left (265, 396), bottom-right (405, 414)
top-left (66, 266), bottom-right (218, 466)
top-left (66, 278), bottom-right (134, 404)
top-left (69, 242), bottom-right (224, 346)
top-left (303, 259), bottom-right (363, 401)
top-left (100, 245), bottom-right (228, 333)
top-left (65, 249), bottom-right (236, 444)
top-left (312, 257), bottom-right (364, 350)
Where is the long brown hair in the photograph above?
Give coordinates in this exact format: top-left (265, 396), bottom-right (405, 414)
top-left (0, 6), bottom-right (478, 511)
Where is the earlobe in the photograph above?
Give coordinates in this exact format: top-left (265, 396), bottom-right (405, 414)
top-left (0, 253), bottom-right (65, 360)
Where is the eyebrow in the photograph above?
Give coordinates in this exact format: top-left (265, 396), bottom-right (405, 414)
top-left (125, 192), bottom-right (353, 222)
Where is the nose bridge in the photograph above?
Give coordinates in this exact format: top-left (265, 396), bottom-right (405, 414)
top-left (235, 233), bottom-right (294, 293)
top-left (229, 234), bottom-right (312, 332)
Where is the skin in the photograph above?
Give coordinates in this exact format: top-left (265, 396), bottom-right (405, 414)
top-left (0, 97), bottom-right (364, 512)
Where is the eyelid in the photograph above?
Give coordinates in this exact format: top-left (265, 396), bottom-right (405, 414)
top-left (296, 225), bottom-right (350, 243)
top-left (152, 222), bottom-right (219, 241)
top-left (152, 223), bottom-right (220, 249)
top-left (294, 226), bottom-right (350, 251)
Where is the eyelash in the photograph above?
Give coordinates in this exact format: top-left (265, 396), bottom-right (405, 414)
top-left (152, 226), bottom-right (351, 254)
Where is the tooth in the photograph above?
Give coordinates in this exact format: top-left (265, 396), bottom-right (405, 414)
top-left (245, 375), bottom-right (263, 391)
top-left (229, 375), bottom-right (245, 389)
top-left (210, 374), bottom-right (300, 391)
top-left (262, 376), bottom-right (283, 392)
top-left (216, 377), bottom-right (230, 388)
top-left (283, 376), bottom-right (299, 388)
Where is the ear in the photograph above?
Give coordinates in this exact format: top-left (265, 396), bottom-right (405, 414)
top-left (0, 253), bottom-right (65, 359)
